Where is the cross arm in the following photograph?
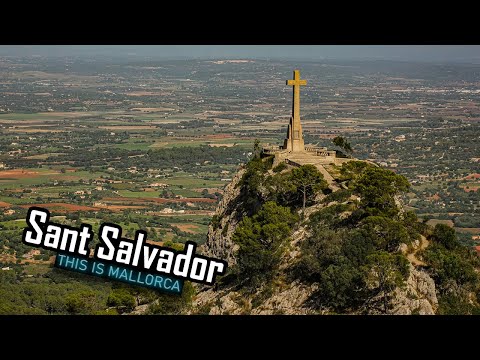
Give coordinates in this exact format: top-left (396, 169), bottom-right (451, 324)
top-left (287, 80), bottom-right (307, 86)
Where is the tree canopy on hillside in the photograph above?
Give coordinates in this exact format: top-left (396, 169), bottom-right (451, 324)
top-left (233, 201), bottom-right (298, 290)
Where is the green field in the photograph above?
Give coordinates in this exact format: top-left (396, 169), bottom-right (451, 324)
top-left (1, 219), bottom-right (27, 229)
top-left (162, 177), bottom-right (225, 189)
top-left (172, 189), bottom-right (203, 197)
top-left (0, 195), bottom-right (30, 205)
top-left (0, 111), bottom-right (106, 121)
top-left (117, 190), bottom-right (161, 198)
top-left (113, 142), bottom-right (154, 150)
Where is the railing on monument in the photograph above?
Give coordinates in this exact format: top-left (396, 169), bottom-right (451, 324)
top-left (304, 146), bottom-right (336, 157)
top-left (262, 145), bottom-right (283, 154)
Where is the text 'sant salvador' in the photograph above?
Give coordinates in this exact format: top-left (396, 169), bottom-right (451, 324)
top-left (22, 207), bottom-right (227, 295)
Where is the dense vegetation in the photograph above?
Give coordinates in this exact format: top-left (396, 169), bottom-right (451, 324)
top-left (0, 243), bottom-right (195, 315)
top-left (295, 162), bottom-right (416, 313)
top-left (233, 202), bottom-right (298, 289)
top-left (332, 136), bottom-right (353, 156)
top-left (48, 145), bottom-right (246, 173)
top-left (422, 224), bottom-right (480, 314)
top-left (231, 154), bottom-right (326, 289)
top-left (229, 155), bottom-right (480, 314)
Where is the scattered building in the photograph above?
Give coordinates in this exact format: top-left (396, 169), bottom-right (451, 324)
top-left (150, 182), bottom-right (168, 188)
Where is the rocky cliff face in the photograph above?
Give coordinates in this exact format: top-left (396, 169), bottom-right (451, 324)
top-left (201, 168), bottom-right (245, 266)
top-left (194, 169), bottom-right (438, 315)
top-left (390, 264), bottom-right (438, 315)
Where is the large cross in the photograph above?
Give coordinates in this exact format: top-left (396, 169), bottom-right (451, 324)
top-left (287, 70), bottom-right (307, 121)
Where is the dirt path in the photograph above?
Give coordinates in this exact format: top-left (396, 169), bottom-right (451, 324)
top-left (407, 235), bottom-right (429, 267)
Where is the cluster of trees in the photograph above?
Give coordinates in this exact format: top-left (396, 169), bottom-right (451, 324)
top-left (422, 224), bottom-right (480, 314)
top-left (454, 215), bottom-right (479, 228)
top-left (238, 155), bottom-right (328, 217)
top-left (1, 130), bottom-right (129, 167)
top-left (50, 145), bottom-right (247, 175)
top-left (0, 268), bottom-right (112, 315)
top-left (0, 226), bottom-right (32, 258)
top-left (332, 136), bottom-right (353, 156)
top-left (231, 152), bottom-right (328, 290)
top-left (296, 162), bottom-right (418, 313)
top-left (0, 254), bottom-right (195, 315)
top-left (233, 202), bottom-right (298, 289)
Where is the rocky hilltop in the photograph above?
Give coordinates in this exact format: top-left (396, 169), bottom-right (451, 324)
top-left (193, 155), bottom-right (480, 315)
top-left (194, 159), bottom-right (438, 315)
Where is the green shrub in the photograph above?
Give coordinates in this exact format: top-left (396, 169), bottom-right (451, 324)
top-left (321, 189), bottom-right (352, 203)
top-left (273, 162), bottom-right (287, 173)
top-left (431, 224), bottom-right (458, 250)
top-left (211, 215), bottom-right (221, 231)
top-left (106, 288), bottom-right (136, 311)
top-left (221, 223), bottom-right (229, 237)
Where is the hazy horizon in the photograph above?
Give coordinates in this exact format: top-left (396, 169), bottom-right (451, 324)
top-left (0, 45), bottom-right (480, 63)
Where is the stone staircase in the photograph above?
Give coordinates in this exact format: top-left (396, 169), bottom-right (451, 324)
top-left (285, 153), bottom-right (341, 192)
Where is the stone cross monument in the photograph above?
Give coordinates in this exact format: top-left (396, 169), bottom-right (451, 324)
top-left (283, 70), bottom-right (307, 152)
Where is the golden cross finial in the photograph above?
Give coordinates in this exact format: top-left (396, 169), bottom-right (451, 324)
top-left (286, 70), bottom-right (306, 123)
top-left (287, 70), bottom-right (307, 87)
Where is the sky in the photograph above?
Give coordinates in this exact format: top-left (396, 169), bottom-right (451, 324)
top-left (0, 45), bottom-right (479, 62)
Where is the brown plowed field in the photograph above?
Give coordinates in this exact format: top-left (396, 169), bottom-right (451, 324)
top-left (19, 203), bottom-right (100, 212)
top-left (0, 169), bottom-right (39, 179)
top-left (103, 197), bottom-right (216, 204)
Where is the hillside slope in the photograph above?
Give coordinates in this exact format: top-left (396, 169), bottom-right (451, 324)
top-left (193, 156), bottom-right (480, 315)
